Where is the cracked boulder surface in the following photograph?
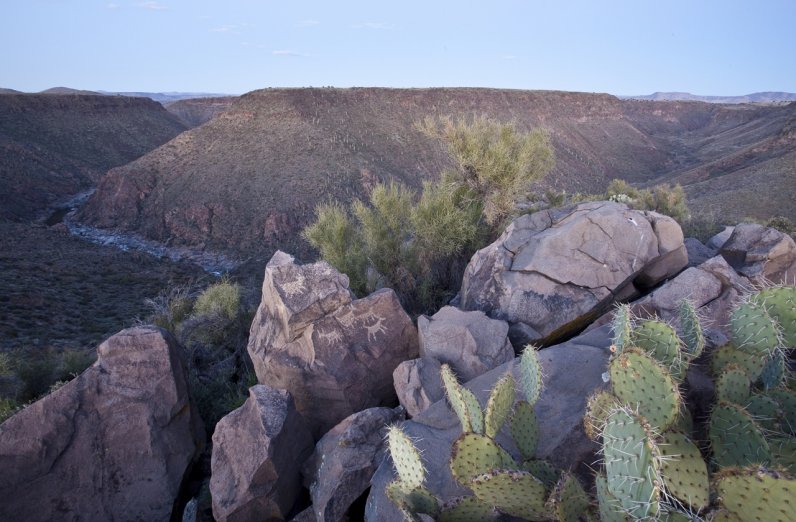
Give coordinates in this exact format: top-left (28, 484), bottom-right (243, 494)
top-left (0, 326), bottom-right (204, 522)
top-left (459, 201), bottom-right (688, 346)
top-left (247, 251), bottom-right (418, 438)
top-left (719, 223), bottom-right (796, 285)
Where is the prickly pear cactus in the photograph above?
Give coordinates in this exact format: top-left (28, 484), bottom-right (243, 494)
top-left (768, 388), bottom-right (796, 435)
top-left (709, 401), bottom-right (771, 467)
top-left (387, 426), bottom-right (426, 490)
top-left (519, 347), bottom-right (543, 404)
top-left (469, 470), bottom-right (549, 521)
top-left (750, 286), bottom-right (796, 347)
top-left (545, 472), bottom-right (590, 522)
top-left (460, 387), bottom-right (484, 435)
top-left (657, 431), bottom-right (709, 510)
top-left (678, 299), bottom-right (705, 359)
top-left (609, 348), bottom-right (681, 431)
top-left (484, 372), bottom-right (514, 438)
top-left (510, 400), bottom-right (539, 460)
top-left (745, 393), bottom-right (782, 432)
top-left (731, 301), bottom-right (781, 357)
top-left (521, 459), bottom-right (560, 490)
top-left (594, 473), bottom-right (629, 522)
top-left (714, 466), bottom-right (796, 522)
top-left (611, 304), bottom-right (634, 354)
top-left (385, 481), bottom-right (439, 517)
top-left (584, 390), bottom-right (619, 440)
top-left (601, 408), bottom-right (661, 519)
top-left (437, 495), bottom-right (497, 522)
top-left (712, 341), bottom-right (768, 381)
top-left (441, 364), bottom-right (474, 433)
top-left (631, 319), bottom-right (684, 378)
top-left (449, 433), bottom-right (516, 485)
top-left (715, 364), bottom-right (751, 405)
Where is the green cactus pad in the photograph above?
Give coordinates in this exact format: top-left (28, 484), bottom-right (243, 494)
top-left (716, 364), bottom-right (752, 405)
top-left (437, 495), bottom-right (497, 522)
top-left (745, 393), bottom-right (782, 432)
top-left (709, 402), bottom-right (771, 467)
top-left (584, 390), bottom-right (619, 440)
top-left (545, 472), bottom-right (590, 522)
top-left (707, 509), bottom-right (741, 522)
top-left (450, 433), bottom-right (516, 485)
top-left (711, 342), bottom-right (767, 382)
top-left (758, 351), bottom-right (787, 390)
top-left (519, 346), bottom-right (543, 404)
top-left (751, 286), bottom-right (796, 347)
top-left (460, 387), bottom-right (484, 435)
top-left (510, 400), bottom-right (539, 459)
top-left (632, 319), bottom-right (685, 378)
top-left (678, 299), bottom-right (705, 360)
top-left (657, 431), bottom-right (709, 510)
top-left (602, 408), bottom-right (661, 519)
top-left (484, 372), bottom-right (515, 438)
top-left (469, 470), bottom-right (549, 521)
top-left (671, 404), bottom-right (695, 435)
top-left (594, 473), bottom-right (630, 522)
top-left (387, 426), bottom-right (425, 490)
top-left (609, 348), bottom-right (681, 431)
top-left (771, 437), bottom-right (796, 474)
top-left (714, 466), bottom-right (796, 522)
top-left (731, 301), bottom-right (781, 357)
top-left (385, 481), bottom-right (440, 516)
top-left (768, 389), bottom-right (796, 435)
top-left (441, 364), bottom-right (472, 433)
top-left (520, 459), bottom-right (560, 490)
top-left (660, 511), bottom-right (695, 522)
top-left (611, 304), bottom-right (634, 354)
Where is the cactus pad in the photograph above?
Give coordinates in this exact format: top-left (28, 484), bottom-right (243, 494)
top-left (611, 304), bottom-right (634, 354)
top-left (758, 351), bottom-right (787, 390)
top-left (771, 437), bottom-right (796, 474)
top-left (678, 299), bottom-right (705, 359)
top-left (714, 466), bottom-right (796, 522)
top-left (768, 388), bottom-right (796, 435)
top-left (387, 426), bottom-right (425, 490)
top-left (602, 408), bottom-right (661, 519)
top-left (510, 400), bottom-right (539, 459)
top-left (519, 347), bottom-right (543, 404)
top-left (594, 473), bottom-right (630, 522)
top-left (609, 348), bottom-right (681, 431)
top-left (469, 470), bottom-right (549, 521)
top-left (460, 387), bottom-right (484, 435)
top-left (709, 402), bottom-right (771, 467)
top-left (715, 364), bottom-right (752, 405)
top-left (657, 431), bottom-right (709, 510)
top-left (751, 286), bottom-right (796, 347)
top-left (711, 342), bottom-right (767, 382)
top-left (450, 433), bottom-right (516, 485)
top-left (745, 393), bottom-right (782, 432)
top-left (584, 390), bottom-right (619, 440)
top-left (632, 319), bottom-right (684, 378)
top-left (385, 481), bottom-right (439, 516)
top-left (731, 301), bottom-right (781, 357)
top-left (441, 364), bottom-right (472, 433)
top-left (545, 472), bottom-right (590, 522)
top-left (437, 495), bottom-right (497, 522)
top-left (521, 459), bottom-right (560, 490)
top-left (484, 372), bottom-right (514, 438)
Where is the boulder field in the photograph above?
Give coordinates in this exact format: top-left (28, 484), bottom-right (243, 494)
top-left (2, 201), bottom-right (795, 521)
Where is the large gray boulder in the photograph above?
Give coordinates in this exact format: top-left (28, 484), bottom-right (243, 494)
top-left (719, 223), bottom-right (796, 284)
top-left (393, 357), bottom-right (444, 418)
top-left (365, 326), bottom-right (613, 521)
top-left (210, 385), bottom-right (314, 522)
top-left (302, 407), bottom-right (405, 522)
top-left (247, 251), bottom-right (418, 437)
top-left (459, 201), bottom-right (687, 345)
top-left (418, 306), bottom-right (514, 381)
top-left (0, 327), bottom-right (203, 522)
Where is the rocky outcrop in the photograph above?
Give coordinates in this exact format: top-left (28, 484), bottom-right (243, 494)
top-left (393, 357), bottom-right (445, 418)
top-left (418, 306), bottom-right (514, 381)
top-left (459, 202), bottom-right (687, 345)
top-left (0, 326), bottom-right (203, 522)
top-left (685, 237), bottom-right (715, 267)
top-left (365, 326), bottom-right (612, 521)
top-left (302, 407), bottom-right (405, 522)
top-left (719, 223), bottom-right (796, 284)
top-left (247, 251), bottom-right (418, 437)
top-left (210, 385), bottom-right (314, 522)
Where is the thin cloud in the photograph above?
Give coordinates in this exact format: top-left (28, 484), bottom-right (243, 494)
top-left (351, 21), bottom-right (393, 30)
top-left (136, 1), bottom-right (167, 10)
top-left (272, 49), bottom-right (310, 57)
top-left (297, 19), bottom-right (320, 28)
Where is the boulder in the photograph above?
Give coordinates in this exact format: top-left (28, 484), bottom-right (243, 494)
top-left (418, 306), bottom-right (515, 381)
top-left (302, 407), bottom-right (405, 522)
top-left (0, 326), bottom-right (203, 522)
top-left (393, 357), bottom-right (444, 418)
top-left (459, 201), bottom-right (687, 345)
top-left (719, 223), bottom-right (796, 284)
top-left (247, 251), bottom-right (418, 437)
top-left (684, 237), bottom-right (715, 267)
top-left (210, 385), bottom-right (314, 522)
top-left (706, 226), bottom-right (735, 250)
top-left (365, 326), bottom-right (613, 521)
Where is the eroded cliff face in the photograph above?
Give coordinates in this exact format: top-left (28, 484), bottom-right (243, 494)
top-left (76, 88), bottom-right (796, 258)
top-left (0, 93), bottom-right (187, 221)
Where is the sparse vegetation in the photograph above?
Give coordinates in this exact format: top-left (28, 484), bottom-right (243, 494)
top-left (605, 178), bottom-right (691, 223)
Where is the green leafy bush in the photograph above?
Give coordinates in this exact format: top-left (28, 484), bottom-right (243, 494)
top-left (192, 279), bottom-right (241, 321)
top-left (605, 178), bottom-right (690, 223)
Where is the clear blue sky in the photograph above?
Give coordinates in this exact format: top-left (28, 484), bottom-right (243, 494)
top-left (2, 0), bottom-right (794, 96)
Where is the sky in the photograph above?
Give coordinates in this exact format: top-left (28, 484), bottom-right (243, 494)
top-left (1, 0), bottom-right (794, 96)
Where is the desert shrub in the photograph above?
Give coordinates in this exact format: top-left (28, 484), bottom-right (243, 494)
top-left (57, 348), bottom-right (95, 380)
top-left (765, 215), bottom-right (795, 237)
top-left (145, 285), bottom-right (195, 332)
top-left (419, 115), bottom-right (555, 228)
top-left (0, 397), bottom-right (19, 423)
top-left (15, 349), bottom-right (57, 402)
top-left (605, 178), bottom-right (690, 223)
top-left (192, 279), bottom-right (241, 322)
